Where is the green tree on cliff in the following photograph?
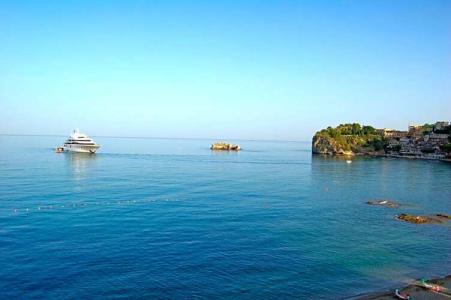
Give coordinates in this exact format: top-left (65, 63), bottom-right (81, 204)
top-left (315, 123), bottom-right (386, 153)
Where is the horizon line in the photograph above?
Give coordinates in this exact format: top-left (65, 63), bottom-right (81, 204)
top-left (0, 133), bottom-right (310, 143)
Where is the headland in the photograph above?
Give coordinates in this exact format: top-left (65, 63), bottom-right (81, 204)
top-left (312, 121), bottom-right (451, 161)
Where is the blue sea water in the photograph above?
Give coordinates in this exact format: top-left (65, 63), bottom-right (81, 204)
top-left (0, 135), bottom-right (450, 299)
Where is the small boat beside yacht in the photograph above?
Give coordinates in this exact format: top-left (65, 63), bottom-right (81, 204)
top-left (57, 129), bottom-right (100, 153)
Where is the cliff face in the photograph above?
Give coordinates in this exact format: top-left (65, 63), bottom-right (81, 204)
top-left (312, 123), bottom-right (386, 156)
top-left (312, 135), bottom-right (354, 156)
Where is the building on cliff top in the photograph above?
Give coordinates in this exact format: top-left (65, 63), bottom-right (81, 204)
top-left (377, 128), bottom-right (408, 139)
top-left (407, 124), bottom-right (425, 139)
top-left (434, 121), bottom-right (450, 131)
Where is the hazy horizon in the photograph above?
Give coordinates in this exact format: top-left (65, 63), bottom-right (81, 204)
top-left (0, 118), bottom-right (448, 143)
top-left (1, 1), bottom-right (450, 140)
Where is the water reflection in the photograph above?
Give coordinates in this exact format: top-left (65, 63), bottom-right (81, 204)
top-left (64, 152), bottom-right (97, 181)
top-left (210, 150), bottom-right (240, 156)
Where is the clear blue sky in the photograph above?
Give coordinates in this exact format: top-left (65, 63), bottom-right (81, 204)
top-left (1, 0), bottom-right (450, 140)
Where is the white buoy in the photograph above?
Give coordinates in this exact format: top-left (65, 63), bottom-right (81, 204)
top-left (346, 160), bottom-right (352, 164)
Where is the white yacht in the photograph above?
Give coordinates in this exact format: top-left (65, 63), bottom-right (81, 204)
top-left (62, 129), bottom-right (100, 153)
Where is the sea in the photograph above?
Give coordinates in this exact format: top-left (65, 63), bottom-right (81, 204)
top-left (0, 135), bottom-right (450, 299)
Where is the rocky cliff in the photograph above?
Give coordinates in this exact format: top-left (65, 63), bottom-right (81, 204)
top-left (312, 135), bottom-right (354, 156)
top-left (312, 123), bottom-right (386, 156)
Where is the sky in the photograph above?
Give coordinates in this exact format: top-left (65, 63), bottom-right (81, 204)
top-left (0, 0), bottom-right (450, 141)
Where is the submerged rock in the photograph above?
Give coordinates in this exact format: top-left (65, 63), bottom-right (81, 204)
top-left (354, 275), bottom-right (451, 299)
top-left (210, 142), bottom-right (241, 151)
top-left (366, 199), bottom-right (400, 208)
top-left (436, 213), bottom-right (451, 219)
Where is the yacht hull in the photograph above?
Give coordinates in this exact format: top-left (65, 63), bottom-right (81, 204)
top-left (63, 144), bottom-right (100, 153)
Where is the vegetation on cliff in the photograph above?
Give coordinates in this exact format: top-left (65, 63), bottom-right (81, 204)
top-left (312, 123), bottom-right (386, 155)
top-left (441, 143), bottom-right (451, 153)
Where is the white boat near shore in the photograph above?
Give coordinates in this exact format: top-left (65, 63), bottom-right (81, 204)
top-left (61, 129), bottom-right (100, 153)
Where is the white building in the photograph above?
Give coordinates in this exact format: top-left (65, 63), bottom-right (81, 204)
top-left (424, 133), bottom-right (449, 144)
top-left (434, 121), bottom-right (450, 131)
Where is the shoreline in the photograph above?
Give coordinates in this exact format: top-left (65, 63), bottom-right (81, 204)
top-left (313, 152), bottom-right (451, 163)
top-left (349, 275), bottom-right (451, 300)
top-left (382, 153), bottom-right (450, 162)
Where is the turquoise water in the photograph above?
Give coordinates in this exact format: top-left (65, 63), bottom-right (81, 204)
top-left (0, 135), bottom-right (450, 299)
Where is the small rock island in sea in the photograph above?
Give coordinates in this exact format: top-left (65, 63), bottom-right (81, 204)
top-left (312, 121), bottom-right (451, 160)
top-left (210, 142), bottom-right (241, 151)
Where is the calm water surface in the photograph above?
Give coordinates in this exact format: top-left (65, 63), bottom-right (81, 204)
top-left (0, 135), bottom-right (450, 299)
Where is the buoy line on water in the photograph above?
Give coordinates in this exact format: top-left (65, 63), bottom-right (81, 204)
top-left (6, 197), bottom-right (180, 216)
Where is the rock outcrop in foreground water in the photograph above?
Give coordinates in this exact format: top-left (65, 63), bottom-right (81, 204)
top-left (365, 199), bottom-right (451, 225)
top-left (366, 199), bottom-right (400, 208)
top-left (356, 275), bottom-right (451, 299)
top-left (210, 142), bottom-right (241, 151)
top-left (396, 213), bottom-right (451, 224)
